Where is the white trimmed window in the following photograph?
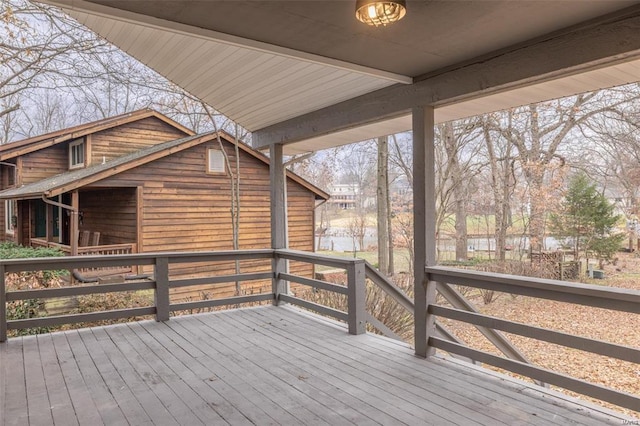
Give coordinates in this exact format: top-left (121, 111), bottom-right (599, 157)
top-left (69, 139), bottom-right (85, 169)
top-left (5, 200), bottom-right (15, 234)
top-left (207, 148), bottom-right (226, 173)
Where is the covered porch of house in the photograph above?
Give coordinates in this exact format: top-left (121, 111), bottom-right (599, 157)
top-left (9, 186), bottom-right (138, 266)
top-left (4, 0), bottom-right (640, 422)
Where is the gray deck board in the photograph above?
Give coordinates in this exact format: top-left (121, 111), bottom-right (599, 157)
top-left (165, 316), bottom-right (320, 425)
top-left (22, 337), bottom-right (53, 426)
top-left (276, 308), bottom-right (605, 425)
top-left (64, 330), bottom-right (128, 425)
top-left (49, 332), bottom-right (103, 426)
top-left (241, 307), bottom-right (572, 425)
top-left (35, 334), bottom-right (78, 426)
top-left (176, 314), bottom-right (353, 425)
top-left (1, 305), bottom-right (636, 425)
top-left (209, 310), bottom-right (469, 425)
top-left (105, 323), bottom-right (228, 425)
top-left (135, 320), bottom-right (273, 425)
top-left (3, 339), bottom-right (28, 426)
top-left (198, 313), bottom-right (378, 425)
top-left (234, 308), bottom-right (525, 426)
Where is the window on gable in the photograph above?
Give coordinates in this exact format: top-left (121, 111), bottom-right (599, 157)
top-left (69, 139), bottom-right (85, 169)
top-left (5, 200), bottom-right (16, 234)
top-left (207, 148), bottom-right (226, 174)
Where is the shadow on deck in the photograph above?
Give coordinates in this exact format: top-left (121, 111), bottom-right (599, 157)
top-left (0, 305), bottom-right (631, 425)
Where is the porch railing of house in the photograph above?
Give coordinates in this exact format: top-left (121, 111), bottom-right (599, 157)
top-left (0, 249), bottom-right (639, 412)
top-left (29, 238), bottom-right (137, 274)
top-left (30, 238), bottom-right (136, 256)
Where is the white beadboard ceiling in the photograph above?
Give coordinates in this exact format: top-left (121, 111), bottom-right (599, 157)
top-left (74, 10), bottom-right (406, 132)
top-left (39, 0), bottom-right (640, 154)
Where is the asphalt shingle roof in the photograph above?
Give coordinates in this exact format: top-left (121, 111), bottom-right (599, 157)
top-left (0, 132), bottom-right (209, 200)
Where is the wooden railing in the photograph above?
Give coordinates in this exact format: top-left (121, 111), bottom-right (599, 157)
top-left (425, 266), bottom-right (640, 413)
top-left (29, 238), bottom-right (67, 251)
top-left (1, 249), bottom-right (638, 411)
top-left (275, 249), bottom-right (366, 335)
top-left (29, 239), bottom-right (137, 275)
top-left (30, 238), bottom-right (136, 256)
top-left (0, 250), bottom-right (274, 342)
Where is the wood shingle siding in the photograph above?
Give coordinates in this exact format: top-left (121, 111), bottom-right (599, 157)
top-left (90, 117), bottom-right (189, 165)
top-left (20, 144), bottom-right (68, 185)
top-left (85, 139), bottom-right (315, 300)
top-left (79, 188), bottom-right (137, 245)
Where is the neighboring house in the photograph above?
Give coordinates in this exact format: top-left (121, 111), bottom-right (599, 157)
top-left (327, 183), bottom-right (357, 210)
top-left (0, 109), bottom-right (328, 300)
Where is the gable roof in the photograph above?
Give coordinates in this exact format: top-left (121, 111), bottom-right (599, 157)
top-left (0, 131), bottom-right (328, 201)
top-left (0, 109), bottom-right (194, 161)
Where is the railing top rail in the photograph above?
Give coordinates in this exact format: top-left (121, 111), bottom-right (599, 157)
top-left (427, 265), bottom-right (640, 304)
top-left (78, 243), bottom-right (136, 250)
top-left (276, 249), bottom-right (364, 268)
top-left (0, 249), bottom-right (276, 272)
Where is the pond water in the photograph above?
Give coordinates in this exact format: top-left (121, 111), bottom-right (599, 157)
top-left (316, 229), bottom-right (560, 253)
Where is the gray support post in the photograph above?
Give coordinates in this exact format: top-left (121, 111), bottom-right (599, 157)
top-left (154, 256), bottom-right (170, 322)
top-left (270, 144), bottom-right (288, 305)
top-left (413, 105), bottom-right (437, 358)
top-left (0, 264), bottom-right (6, 342)
top-left (347, 260), bottom-right (366, 335)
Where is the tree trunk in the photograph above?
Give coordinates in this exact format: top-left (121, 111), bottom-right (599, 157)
top-left (377, 136), bottom-right (389, 274)
top-left (442, 122), bottom-right (468, 262)
top-left (454, 195), bottom-right (467, 261)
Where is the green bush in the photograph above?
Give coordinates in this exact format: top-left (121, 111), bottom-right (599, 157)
top-left (0, 241), bottom-right (67, 282)
top-left (0, 240), bottom-right (65, 259)
top-left (2, 241), bottom-right (67, 336)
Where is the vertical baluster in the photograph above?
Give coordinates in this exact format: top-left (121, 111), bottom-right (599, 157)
top-left (347, 260), bottom-right (366, 335)
top-left (154, 257), bottom-right (170, 322)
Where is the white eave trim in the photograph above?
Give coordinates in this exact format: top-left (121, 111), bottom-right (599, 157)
top-left (41, 0), bottom-right (412, 84)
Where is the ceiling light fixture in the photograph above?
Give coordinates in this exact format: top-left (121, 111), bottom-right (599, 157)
top-left (355, 0), bottom-right (406, 27)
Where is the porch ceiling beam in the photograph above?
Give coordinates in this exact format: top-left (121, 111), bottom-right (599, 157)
top-left (253, 5), bottom-right (640, 147)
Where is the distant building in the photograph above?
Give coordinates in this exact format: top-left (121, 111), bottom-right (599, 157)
top-left (327, 183), bottom-right (357, 209)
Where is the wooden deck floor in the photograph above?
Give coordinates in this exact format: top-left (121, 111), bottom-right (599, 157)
top-left (0, 305), bottom-right (634, 425)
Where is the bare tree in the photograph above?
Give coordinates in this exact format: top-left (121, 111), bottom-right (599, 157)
top-left (377, 135), bottom-right (390, 274)
top-left (481, 114), bottom-right (516, 260)
top-left (493, 91), bottom-right (638, 253)
top-left (0, 0), bottom-right (112, 137)
top-left (434, 120), bottom-right (484, 261)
